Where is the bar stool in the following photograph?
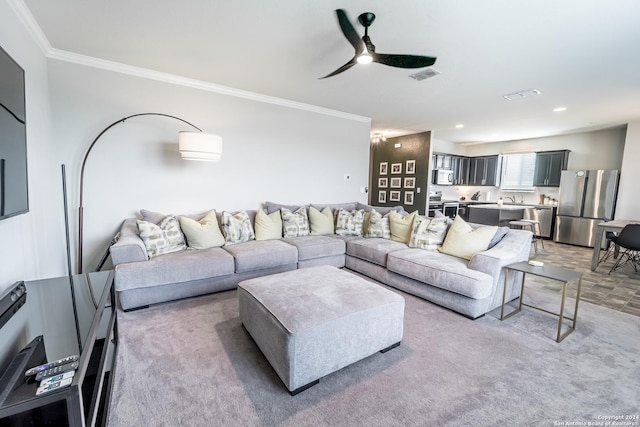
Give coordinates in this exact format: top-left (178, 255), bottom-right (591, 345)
top-left (518, 219), bottom-right (545, 249)
top-left (509, 220), bottom-right (538, 253)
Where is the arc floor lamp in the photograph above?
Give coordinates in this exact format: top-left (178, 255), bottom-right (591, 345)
top-left (76, 112), bottom-right (222, 274)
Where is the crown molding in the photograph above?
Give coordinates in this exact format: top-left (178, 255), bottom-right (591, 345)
top-left (10, 0), bottom-right (370, 124)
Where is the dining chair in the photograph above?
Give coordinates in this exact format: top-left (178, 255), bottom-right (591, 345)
top-left (608, 224), bottom-right (640, 274)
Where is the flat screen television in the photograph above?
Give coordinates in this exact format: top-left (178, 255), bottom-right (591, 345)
top-left (0, 45), bottom-right (28, 220)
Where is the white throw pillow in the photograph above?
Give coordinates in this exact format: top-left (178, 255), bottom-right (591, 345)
top-left (254, 209), bottom-right (283, 240)
top-left (439, 216), bottom-right (497, 260)
top-left (309, 206), bottom-right (335, 235)
top-left (179, 210), bottom-right (225, 250)
top-left (335, 208), bottom-right (365, 236)
top-left (364, 209), bottom-right (391, 238)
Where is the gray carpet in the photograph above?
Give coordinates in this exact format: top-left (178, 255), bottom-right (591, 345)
top-left (107, 277), bottom-right (640, 427)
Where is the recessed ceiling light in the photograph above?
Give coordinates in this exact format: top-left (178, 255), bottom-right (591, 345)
top-left (455, 124), bottom-right (464, 129)
top-left (503, 89), bottom-right (541, 101)
top-left (553, 107), bottom-right (567, 112)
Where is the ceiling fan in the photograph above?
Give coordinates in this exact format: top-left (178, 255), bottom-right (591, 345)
top-left (320, 9), bottom-right (437, 79)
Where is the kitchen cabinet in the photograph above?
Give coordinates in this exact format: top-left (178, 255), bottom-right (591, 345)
top-left (451, 156), bottom-right (469, 185)
top-left (433, 153), bottom-right (452, 170)
top-left (534, 150), bottom-right (569, 187)
top-left (469, 155), bottom-right (500, 186)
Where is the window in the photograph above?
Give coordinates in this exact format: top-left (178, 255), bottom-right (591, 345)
top-left (500, 152), bottom-right (536, 191)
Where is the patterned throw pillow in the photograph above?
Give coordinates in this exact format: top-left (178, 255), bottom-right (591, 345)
top-left (281, 207), bottom-right (311, 237)
top-left (364, 209), bottom-right (391, 238)
top-left (178, 210), bottom-right (225, 250)
top-left (409, 216), bottom-right (450, 250)
top-left (137, 215), bottom-right (186, 258)
top-left (221, 211), bottom-right (255, 245)
top-left (335, 208), bottom-right (365, 236)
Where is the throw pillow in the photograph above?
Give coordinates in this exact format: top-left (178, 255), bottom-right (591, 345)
top-left (488, 226), bottom-right (510, 249)
top-left (281, 207), bottom-right (310, 237)
top-left (439, 216), bottom-right (497, 260)
top-left (221, 211), bottom-right (255, 245)
top-left (309, 206), bottom-right (335, 235)
top-left (409, 216), bottom-right (449, 250)
top-left (178, 210), bottom-right (225, 250)
top-left (254, 209), bottom-right (283, 240)
top-left (364, 209), bottom-right (391, 238)
top-left (137, 215), bottom-right (186, 258)
top-left (388, 211), bottom-right (417, 243)
top-left (335, 208), bottom-right (365, 236)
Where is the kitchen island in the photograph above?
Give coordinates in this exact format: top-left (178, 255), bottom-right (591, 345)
top-left (468, 204), bottom-right (531, 226)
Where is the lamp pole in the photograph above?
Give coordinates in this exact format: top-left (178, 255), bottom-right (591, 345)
top-left (77, 113), bottom-right (202, 274)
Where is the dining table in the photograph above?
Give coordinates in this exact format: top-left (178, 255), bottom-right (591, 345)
top-left (591, 219), bottom-right (640, 271)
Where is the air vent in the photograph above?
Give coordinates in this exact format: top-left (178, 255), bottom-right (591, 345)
top-left (503, 89), bottom-right (541, 101)
top-left (408, 68), bottom-right (440, 81)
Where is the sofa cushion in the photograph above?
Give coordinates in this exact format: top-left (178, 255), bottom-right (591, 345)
top-left (265, 201), bottom-right (305, 215)
top-left (346, 237), bottom-right (408, 267)
top-left (179, 210), bottom-right (225, 249)
top-left (281, 207), bottom-right (311, 237)
top-left (222, 211), bottom-right (256, 245)
top-left (335, 209), bottom-right (365, 236)
top-left (282, 235), bottom-right (345, 261)
top-left (308, 207), bottom-right (335, 235)
top-left (223, 240), bottom-right (298, 273)
top-left (115, 247), bottom-right (234, 291)
top-left (439, 216), bottom-right (497, 260)
top-left (310, 202), bottom-right (357, 213)
top-left (387, 248), bottom-right (494, 299)
top-left (356, 203), bottom-right (405, 215)
top-left (136, 216), bottom-right (186, 258)
top-left (254, 209), bottom-right (283, 241)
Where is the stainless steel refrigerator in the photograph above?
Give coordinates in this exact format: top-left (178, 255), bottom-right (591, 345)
top-left (554, 169), bottom-right (619, 247)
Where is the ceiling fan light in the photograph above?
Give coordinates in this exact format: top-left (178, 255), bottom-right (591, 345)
top-left (357, 51), bottom-right (373, 64)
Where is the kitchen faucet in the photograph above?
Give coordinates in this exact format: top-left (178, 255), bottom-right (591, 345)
top-left (505, 196), bottom-right (516, 203)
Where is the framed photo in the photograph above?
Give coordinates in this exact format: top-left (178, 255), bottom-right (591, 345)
top-left (404, 191), bottom-right (414, 205)
top-left (379, 162), bottom-right (388, 175)
top-left (389, 190), bottom-right (401, 202)
top-left (390, 177), bottom-right (402, 188)
top-left (378, 177), bottom-right (388, 188)
top-left (378, 191), bottom-right (387, 204)
top-left (404, 177), bottom-right (415, 189)
top-left (406, 160), bottom-right (416, 174)
top-left (391, 163), bottom-right (402, 174)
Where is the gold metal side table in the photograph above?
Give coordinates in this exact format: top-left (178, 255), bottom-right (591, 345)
top-left (501, 261), bottom-right (582, 342)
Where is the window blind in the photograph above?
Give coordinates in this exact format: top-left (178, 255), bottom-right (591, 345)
top-left (500, 152), bottom-right (536, 191)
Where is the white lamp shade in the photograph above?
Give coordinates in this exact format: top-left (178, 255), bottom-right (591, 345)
top-left (178, 131), bottom-right (223, 161)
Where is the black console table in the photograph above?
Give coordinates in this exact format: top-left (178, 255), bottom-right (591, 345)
top-left (0, 270), bottom-right (117, 426)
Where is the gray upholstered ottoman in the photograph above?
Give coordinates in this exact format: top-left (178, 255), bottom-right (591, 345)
top-left (238, 265), bottom-right (404, 395)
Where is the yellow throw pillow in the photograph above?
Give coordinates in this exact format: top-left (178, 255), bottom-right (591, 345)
top-left (254, 209), bottom-right (283, 240)
top-left (388, 211), bottom-right (417, 243)
top-left (309, 206), bottom-right (335, 235)
top-left (439, 216), bottom-right (497, 260)
top-left (178, 210), bottom-right (225, 250)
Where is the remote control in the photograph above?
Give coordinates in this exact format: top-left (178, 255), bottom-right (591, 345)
top-left (39, 370), bottom-right (75, 387)
top-left (35, 361), bottom-right (79, 382)
top-left (25, 355), bottom-right (79, 377)
top-left (36, 377), bottom-right (73, 396)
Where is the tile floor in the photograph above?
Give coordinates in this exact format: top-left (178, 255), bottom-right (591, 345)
top-left (524, 239), bottom-right (640, 317)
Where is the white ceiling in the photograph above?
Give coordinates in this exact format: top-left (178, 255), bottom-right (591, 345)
top-left (21, 0), bottom-right (640, 143)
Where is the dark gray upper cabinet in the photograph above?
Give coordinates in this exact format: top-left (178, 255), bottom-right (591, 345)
top-left (469, 155), bottom-right (499, 186)
top-left (452, 156), bottom-right (469, 185)
top-left (534, 150), bottom-right (569, 187)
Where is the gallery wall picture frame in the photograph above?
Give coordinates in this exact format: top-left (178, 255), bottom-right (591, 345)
top-left (390, 177), bottom-right (402, 188)
top-left (389, 190), bottom-right (401, 202)
top-left (379, 162), bottom-right (388, 175)
top-left (404, 177), bottom-right (415, 188)
top-left (406, 160), bottom-right (416, 174)
top-left (404, 191), bottom-right (414, 205)
top-left (391, 163), bottom-right (402, 174)
top-left (378, 177), bottom-right (388, 188)
top-left (378, 191), bottom-right (387, 203)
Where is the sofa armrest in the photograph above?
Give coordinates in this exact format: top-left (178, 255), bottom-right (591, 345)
top-left (468, 229), bottom-right (532, 278)
top-left (110, 218), bottom-right (148, 266)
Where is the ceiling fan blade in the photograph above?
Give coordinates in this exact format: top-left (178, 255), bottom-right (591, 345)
top-left (335, 9), bottom-right (365, 53)
top-left (319, 57), bottom-right (358, 79)
top-left (373, 53), bottom-right (437, 69)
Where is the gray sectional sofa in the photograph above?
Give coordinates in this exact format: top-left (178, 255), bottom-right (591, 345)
top-left (110, 202), bottom-right (532, 318)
